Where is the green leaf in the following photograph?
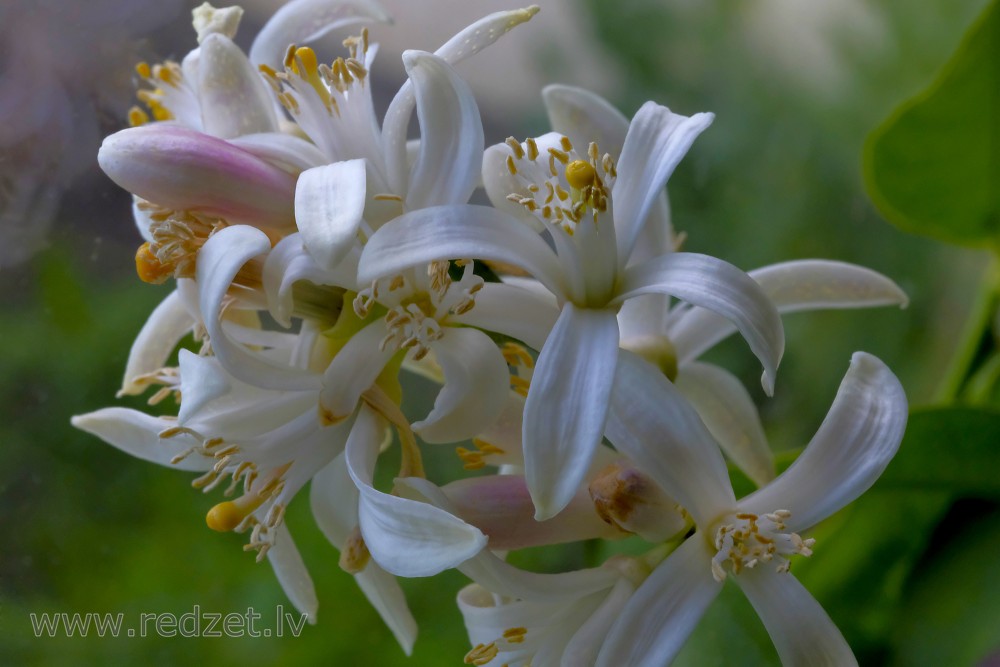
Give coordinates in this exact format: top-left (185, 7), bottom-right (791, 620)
top-left (889, 508), bottom-right (1000, 667)
top-left (878, 406), bottom-right (1000, 496)
top-left (863, 0), bottom-right (1000, 246)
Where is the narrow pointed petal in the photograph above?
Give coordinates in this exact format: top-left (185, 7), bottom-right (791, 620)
top-left (296, 160), bottom-right (367, 272)
top-left (230, 133), bottom-right (327, 173)
top-left (415, 328), bottom-right (509, 443)
top-left (383, 6), bottom-right (540, 194)
top-left (198, 34), bottom-right (279, 138)
top-left (454, 282), bottom-right (559, 351)
top-left (542, 84), bottom-right (628, 157)
top-left (461, 549), bottom-right (620, 603)
top-left (675, 361), bottom-right (775, 487)
top-left (319, 320), bottom-right (395, 423)
top-left (358, 205), bottom-right (567, 300)
top-left (670, 260), bottom-right (909, 365)
top-left (736, 568), bottom-right (857, 666)
top-left (118, 289), bottom-right (195, 396)
top-left (266, 525), bottom-right (318, 623)
top-left (99, 125), bottom-right (296, 228)
top-left (607, 351), bottom-right (736, 526)
top-left (562, 578), bottom-right (637, 666)
top-left (71, 408), bottom-right (212, 471)
top-left (617, 252), bottom-right (784, 395)
top-left (346, 407), bottom-right (487, 576)
top-left (612, 103), bottom-right (713, 264)
top-left (596, 537), bottom-right (721, 667)
top-left (198, 226), bottom-right (322, 390)
top-left (524, 304), bottom-right (619, 520)
top-left (248, 0), bottom-right (391, 68)
top-left (177, 349), bottom-right (231, 424)
top-left (402, 51), bottom-right (483, 209)
top-left (739, 352), bottom-right (907, 531)
top-left (310, 457), bottom-right (417, 654)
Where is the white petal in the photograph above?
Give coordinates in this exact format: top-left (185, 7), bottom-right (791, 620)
top-left (596, 537), bottom-right (721, 667)
top-left (296, 160), bottom-right (367, 272)
top-left (736, 568), bottom-right (857, 666)
top-left (612, 103), bottom-right (713, 264)
top-left (382, 6), bottom-right (540, 195)
top-left (357, 205), bottom-right (567, 300)
top-left (561, 578), bottom-right (636, 666)
top-left (542, 84), bottom-right (628, 158)
top-left (617, 252), bottom-right (784, 395)
top-left (454, 282), bottom-right (559, 351)
top-left (118, 289), bottom-right (195, 396)
top-left (675, 362), bottom-right (775, 487)
top-left (523, 304), bottom-right (619, 520)
top-left (346, 407), bottom-right (487, 576)
top-left (310, 457), bottom-right (417, 654)
top-left (739, 352), bottom-right (907, 531)
top-left (415, 327), bottom-right (509, 443)
top-left (461, 549), bottom-right (620, 603)
top-left (402, 51), bottom-right (483, 209)
top-left (319, 320), bottom-right (395, 424)
top-left (607, 351), bottom-right (735, 527)
top-left (177, 349), bottom-right (231, 424)
top-left (263, 233), bottom-right (357, 328)
top-left (70, 408), bottom-right (212, 471)
top-left (230, 132), bottom-right (327, 173)
top-left (197, 226), bottom-right (322, 390)
top-left (198, 34), bottom-right (279, 138)
top-left (266, 524), bottom-right (318, 624)
top-left (670, 260), bottom-right (909, 365)
top-left (248, 0), bottom-right (390, 68)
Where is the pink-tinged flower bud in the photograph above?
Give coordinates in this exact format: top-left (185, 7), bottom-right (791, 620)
top-left (441, 475), bottom-right (622, 551)
top-left (98, 125), bottom-right (296, 229)
top-left (589, 461), bottom-right (689, 542)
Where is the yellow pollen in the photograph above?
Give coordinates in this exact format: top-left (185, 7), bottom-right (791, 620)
top-left (135, 61), bottom-right (151, 79)
top-left (135, 243), bottom-right (173, 284)
top-left (565, 160), bottom-right (596, 190)
top-left (465, 643), bottom-right (499, 665)
top-left (128, 106), bottom-right (150, 127)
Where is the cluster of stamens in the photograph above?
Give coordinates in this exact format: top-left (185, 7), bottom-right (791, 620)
top-left (260, 29), bottom-right (370, 118)
top-left (502, 341), bottom-right (535, 397)
top-left (505, 135), bottom-right (616, 235)
top-left (128, 61), bottom-right (182, 126)
top-left (134, 203), bottom-right (225, 283)
top-left (710, 510), bottom-right (815, 581)
top-left (354, 261), bottom-right (483, 361)
top-left (463, 627), bottom-right (527, 665)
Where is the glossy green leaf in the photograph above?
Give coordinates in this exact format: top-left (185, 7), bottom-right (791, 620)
top-left (863, 0), bottom-right (1000, 246)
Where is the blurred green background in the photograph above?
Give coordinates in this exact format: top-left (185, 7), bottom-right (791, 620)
top-left (2, 0), bottom-right (998, 664)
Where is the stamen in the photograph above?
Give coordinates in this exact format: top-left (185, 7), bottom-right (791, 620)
top-left (710, 510), bottom-right (815, 581)
top-left (464, 643), bottom-right (499, 666)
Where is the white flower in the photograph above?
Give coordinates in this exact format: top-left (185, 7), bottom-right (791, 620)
top-left (357, 99), bottom-right (786, 520)
top-left (593, 350), bottom-right (908, 665)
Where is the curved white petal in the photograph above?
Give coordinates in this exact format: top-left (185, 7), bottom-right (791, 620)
top-left (382, 6), bottom-right (540, 195)
top-left (736, 568), bottom-right (857, 666)
top-left (617, 252), bottom-right (784, 395)
top-left (296, 160), bottom-right (367, 272)
top-left (118, 289), bottom-right (195, 396)
top-left (310, 457), bottom-right (417, 653)
top-left (607, 351), bottom-right (736, 527)
top-left (596, 537), bottom-right (721, 667)
top-left (461, 549), bottom-right (620, 603)
top-left (198, 34), bottom-right (279, 139)
top-left (414, 327), bottom-right (509, 443)
top-left (70, 408), bottom-right (212, 471)
top-left (739, 352), bottom-right (907, 531)
top-left (357, 205), bottom-right (567, 300)
top-left (562, 578), bottom-right (636, 666)
top-left (346, 407), bottom-right (487, 577)
top-left (248, 0), bottom-right (390, 68)
top-left (177, 349), bottom-right (231, 424)
top-left (262, 233), bottom-right (356, 327)
top-left (455, 282), bottom-right (559, 351)
top-left (542, 84), bottom-right (628, 158)
top-left (481, 132), bottom-right (568, 233)
top-left (266, 524), bottom-right (318, 623)
top-left (402, 51), bottom-right (483, 209)
top-left (524, 304), bottom-right (619, 520)
top-left (319, 320), bottom-right (395, 424)
top-left (198, 226), bottom-right (322, 390)
top-left (612, 103), bottom-right (713, 264)
top-left (670, 260), bottom-right (909, 365)
top-left (675, 361), bottom-right (775, 487)
top-left (230, 132), bottom-right (327, 173)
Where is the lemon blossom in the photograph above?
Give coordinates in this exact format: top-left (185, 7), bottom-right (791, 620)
top-left (356, 100), bottom-right (785, 520)
top-left (594, 350), bottom-right (907, 666)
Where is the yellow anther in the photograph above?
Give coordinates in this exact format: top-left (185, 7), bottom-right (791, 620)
top-left (135, 243), bottom-right (173, 284)
top-left (526, 137), bottom-right (539, 161)
top-left (505, 136), bottom-right (525, 159)
top-left (464, 643), bottom-right (499, 665)
top-left (258, 63), bottom-right (277, 78)
top-left (135, 62), bottom-right (151, 79)
top-left (565, 160), bottom-right (597, 190)
top-left (128, 106), bottom-right (149, 127)
top-left (506, 155), bottom-right (518, 175)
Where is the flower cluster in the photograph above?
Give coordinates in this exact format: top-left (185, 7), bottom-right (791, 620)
top-left (73, 2), bottom-right (911, 664)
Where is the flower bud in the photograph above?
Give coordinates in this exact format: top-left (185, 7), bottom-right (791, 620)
top-left (589, 461), bottom-right (688, 542)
